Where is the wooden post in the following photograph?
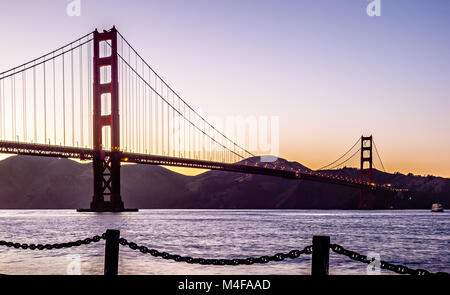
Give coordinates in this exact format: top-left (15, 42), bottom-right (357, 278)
top-left (312, 236), bottom-right (330, 275)
top-left (104, 229), bottom-right (120, 276)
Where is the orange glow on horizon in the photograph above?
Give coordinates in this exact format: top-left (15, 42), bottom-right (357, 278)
top-left (0, 152), bottom-right (448, 178)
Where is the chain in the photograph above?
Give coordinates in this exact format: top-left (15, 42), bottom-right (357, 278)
top-left (330, 244), bottom-right (449, 276)
top-left (0, 234), bottom-right (104, 250)
top-left (2, 231), bottom-right (447, 275)
top-left (119, 238), bottom-right (312, 266)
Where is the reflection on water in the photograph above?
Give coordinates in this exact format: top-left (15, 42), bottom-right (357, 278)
top-left (0, 209), bottom-right (448, 275)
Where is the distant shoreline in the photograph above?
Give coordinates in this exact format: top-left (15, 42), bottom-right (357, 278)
top-left (1, 155), bottom-right (448, 210)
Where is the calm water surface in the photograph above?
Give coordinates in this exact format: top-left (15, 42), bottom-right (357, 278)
top-left (0, 209), bottom-right (448, 275)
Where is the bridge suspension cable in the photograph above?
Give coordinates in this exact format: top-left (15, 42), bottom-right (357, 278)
top-left (317, 137), bottom-right (361, 171)
top-left (0, 28), bottom-right (257, 164)
top-left (0, 32), bottom-right (94, 80)
top-left (372, 139), bottom-right (386, 172)
top-left (326, 147), bottom-right (361, 170)
top-left (117, 30), bottom-right (253, 155)
top-left (0, 32), bottom-right (94, 148)
top-left (110, 29), bottom-right (254, 163)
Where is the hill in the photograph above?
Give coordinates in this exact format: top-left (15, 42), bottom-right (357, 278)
top-left (0, 155), bottom-right (448, 209)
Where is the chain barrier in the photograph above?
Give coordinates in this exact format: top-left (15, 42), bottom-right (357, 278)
top-left (0, 234), bottom-right (104, 250)
top-left (1, 231), bottom-right (448, 275)
top-left (330, 244), bottom-right (449, 276)
top-left (119, 237), bottom-right (312, 266)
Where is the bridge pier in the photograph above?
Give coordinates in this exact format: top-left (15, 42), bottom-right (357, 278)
top-left (359, 189), bottom-right (374, 210)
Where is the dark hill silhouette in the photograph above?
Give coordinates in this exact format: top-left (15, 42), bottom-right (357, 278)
top-left (0, 155), bottom-right (448, 209)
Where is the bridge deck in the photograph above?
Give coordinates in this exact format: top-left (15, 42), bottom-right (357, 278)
top-left (0, 140), bottom-right (394, 192)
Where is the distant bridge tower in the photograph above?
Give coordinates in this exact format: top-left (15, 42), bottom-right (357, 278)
top-left (359, 135), bottom-right (373, 209)
top-left (360, 135), bottom-right (373, 183)
top-left (84, 27), bottom-right (125, 212)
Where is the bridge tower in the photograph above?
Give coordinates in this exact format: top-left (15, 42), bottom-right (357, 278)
top-left (359, 135), bottom-right (373, 209)
top-left (79, 27), bottom-right (132, 212)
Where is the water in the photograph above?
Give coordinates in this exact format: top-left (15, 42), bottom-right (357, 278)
top-left (0, 209), bottom-right (448, 275)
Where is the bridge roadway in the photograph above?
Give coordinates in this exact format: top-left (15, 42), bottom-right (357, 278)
top-left (0, 140), bottom-right (394, 192)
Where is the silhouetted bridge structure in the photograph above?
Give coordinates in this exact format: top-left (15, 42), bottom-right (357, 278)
top-left (0, 26), bottom-right (400, 211)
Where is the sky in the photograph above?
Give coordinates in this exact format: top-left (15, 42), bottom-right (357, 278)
top-left (0, 0), bottom-right (449, 177)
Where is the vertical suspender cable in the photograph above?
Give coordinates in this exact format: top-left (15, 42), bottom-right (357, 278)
top-left (188, 108), bottom-right (191, 159)
top-left (11, 75), bottom-right (13, 140)
top-left (11, 73), bottom-right (15, 141)
top-left (22, 70), bottom-right (26, 141)
top-left (161, 83), bottom-right (164, 155)
top-left (136, 57), bottom-right (140, 152)
top-left (172, 91), bottom-right (174, 156)
top-left (172, 91), bottom-right (175, 157)
top-left (0, 76), bottom-right (2, 139)
top-left (43, 58), bottom-right (47, 143)
top-left (143, 62), bottom-right (146, 153)
top-left (62, 50), bottom-right (66, 145)
top-left (33, 63), bottom-right (36, 142)
top-left (79, 41), bottom-right (84, 147)
top-left (184, 103), bottom-right (186, 158)
top-left (53, 53), bottom-right (56, 144)
top-left (152, 74), bottom-right (155, 155)
top-left (87, 41), bottom-right (92, 148)
top-left (149, 74), bottom-right (152, 154)
top-left (140, 59), bottom-right (142, 152)
top-left (139, 59), bottom-right (142, 152)
top-left (202, 120), bottom-right (205, 161)
top-left (150, 78), bottom-right (152, 154)
top-left (136, 58), bottom-right (139, 152)
top-left (1, 79), bottom-right (4, 139)
top-left (123, 48), bottom-right (127, 151)
top-left (155, 76), bottom-right (158, 155)
top-left (167, 86), bottom-right (168, 156)
top-left (131, 50), bottom-right (135, 151)
top-left (168, 89), bottom-right (171, 156)
top-left (127, 46), bottom-right (131, 151)
top-left (0, 75), bottom-right (2, 139)
top-left (158, 78), bottom-right (161, 154)
top-left (166, 85), bottom-right (169, 156)
top-left (71, 47), bottom-right (74, 146)
top-left (178, 96), bottom-right (181, 157)
top-left (120, 37), bottom-right (124, 150)
top-left (129, 45), bottom-right (132, 151)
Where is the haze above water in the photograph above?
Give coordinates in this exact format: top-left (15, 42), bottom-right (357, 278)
top-left (0, 209), bottom-right (448, 275)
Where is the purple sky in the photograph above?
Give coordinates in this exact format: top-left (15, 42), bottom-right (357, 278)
top-left (0, 0), bottom-right (449, 176)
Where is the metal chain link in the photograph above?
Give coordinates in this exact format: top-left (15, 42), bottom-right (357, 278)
top-left (0, 234), bottom-right (104, 250)
top-left (2, 231), bottom-right (447, 275)
top-left (119, 237), bottom-right (312, 266)
top-left (330, 244), bottom-right (449, 276)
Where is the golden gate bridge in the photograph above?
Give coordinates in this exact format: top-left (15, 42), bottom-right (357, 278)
top-left (0, 27), bottom-right (400, 211)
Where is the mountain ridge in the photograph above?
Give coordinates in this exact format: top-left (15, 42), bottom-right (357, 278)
top-left (0, 155), bottom-right (448, 209)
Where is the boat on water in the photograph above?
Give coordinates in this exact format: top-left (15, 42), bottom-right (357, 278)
top-left (431, 203), bottom-right (444, 212)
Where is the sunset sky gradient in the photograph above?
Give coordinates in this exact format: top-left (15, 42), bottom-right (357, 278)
top-left (0, 0), bottom-right (449, 177)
